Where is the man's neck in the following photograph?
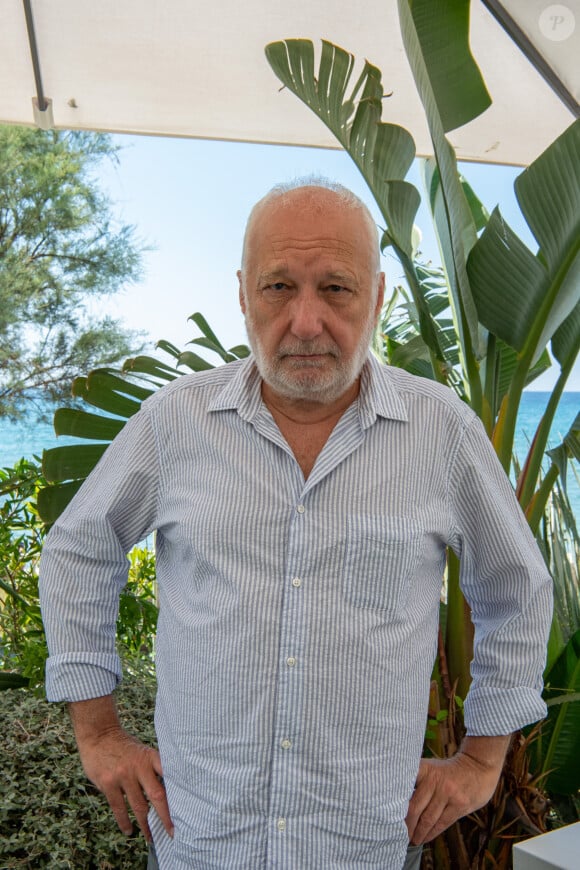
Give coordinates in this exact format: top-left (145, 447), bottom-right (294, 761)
top-left (261, 379), bottom-right (361, 479)
top-left (261, 378), bottom-right (360, 426)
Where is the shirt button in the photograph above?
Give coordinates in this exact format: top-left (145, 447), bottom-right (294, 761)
top-left (277, 817), bottom-right (286, 831)
top-left (286, 656), bottom-right (296, 667)
top-left (296, 504), bottom-right (305, 513)
top-left (291, 577), bottom-right (302, 588)
top-left (281, 737), bottom-right (292, 750)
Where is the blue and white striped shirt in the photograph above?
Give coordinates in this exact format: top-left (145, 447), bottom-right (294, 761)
top-left (40, 355), bottom-right (552, 869)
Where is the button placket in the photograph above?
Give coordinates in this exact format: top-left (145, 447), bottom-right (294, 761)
top-left (269, 494), bottom-right (309, 849)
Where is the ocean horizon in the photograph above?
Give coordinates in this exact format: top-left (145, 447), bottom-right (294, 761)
top-left (1, 391), bottom-right (578, 520)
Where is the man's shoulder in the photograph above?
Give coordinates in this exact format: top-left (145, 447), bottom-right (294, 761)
top-left (376, 362), bottom-right (476, 427)
top-left (141, 359), bottom-right (245, 414)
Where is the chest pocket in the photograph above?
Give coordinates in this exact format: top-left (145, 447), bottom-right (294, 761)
top-left (343, 515), bottom-right (423, 614)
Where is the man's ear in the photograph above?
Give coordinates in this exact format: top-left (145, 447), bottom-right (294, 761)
top-left (237, 270), bottom-right (246, 314)
top-left (374, 272), bottom-right (386, 320)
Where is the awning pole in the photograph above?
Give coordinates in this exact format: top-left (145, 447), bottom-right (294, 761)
top-left (22, 0), bottom-right (54, 128)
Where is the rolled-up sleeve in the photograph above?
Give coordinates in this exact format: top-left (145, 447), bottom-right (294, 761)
top-left (448, 415), bottom-right (553, 735)
top-left (39, 406), bottom-right (159, 702)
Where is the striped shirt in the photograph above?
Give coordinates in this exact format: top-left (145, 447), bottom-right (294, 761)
top-left (40, 355), bottom-right (552, 869)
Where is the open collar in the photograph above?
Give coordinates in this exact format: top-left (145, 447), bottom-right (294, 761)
top-left (208, 353), bottom-right (409, 428)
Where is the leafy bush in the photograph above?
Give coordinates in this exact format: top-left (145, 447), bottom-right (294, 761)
top-left (117, 545), bottom-right (158, 672)
top-left (1, 668), bottom-right (156, 868)
top-left (1, 460), bottom-right (159, 864)
top-left (1, 460), bottom-right (158, 690)
top-left (0, 459), bottom-right (47, 688)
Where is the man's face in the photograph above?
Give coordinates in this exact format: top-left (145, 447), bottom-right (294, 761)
top-left (238, 189), bottom-right (385, 406)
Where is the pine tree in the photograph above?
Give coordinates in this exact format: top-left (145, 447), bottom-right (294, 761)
top-left (0, 125), bottom-right (144, 419)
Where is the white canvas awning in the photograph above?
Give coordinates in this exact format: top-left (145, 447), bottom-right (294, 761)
top-left (1, 0), bottom-right (578, 166)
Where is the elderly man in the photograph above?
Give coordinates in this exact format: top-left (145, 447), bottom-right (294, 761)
top-left (40, 180), bottom-right (552, 870)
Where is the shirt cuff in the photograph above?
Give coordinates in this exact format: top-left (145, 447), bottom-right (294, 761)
top-left (463, 685), bottom-right (547, 735)
top-left (45, 653), bottom-right (122, 702)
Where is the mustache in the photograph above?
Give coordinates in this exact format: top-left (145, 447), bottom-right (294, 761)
top-left (277, 342), bottom-right (340, 359)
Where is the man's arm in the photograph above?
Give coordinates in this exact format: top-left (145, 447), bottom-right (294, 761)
top-left (39, 406), bottom-right (167, 838)
top-left (405, 412), bottom-right (552, 845)
top-left (69, 695), bottom-right (173, 842)
top-left (405, 734), bottom-right (511, 845)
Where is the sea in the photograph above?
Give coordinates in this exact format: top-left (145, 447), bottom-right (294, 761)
top-left (1, 392), bottom-right (578, 521)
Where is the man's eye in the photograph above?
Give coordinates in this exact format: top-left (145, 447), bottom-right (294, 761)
top-left (327, 284), bottom-right (347, 293)
top-left (268, 282), bottom-right (287, 291)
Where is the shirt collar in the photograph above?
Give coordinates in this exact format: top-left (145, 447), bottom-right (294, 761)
top-left (208, 356), bottom-right (263, 421)
top-left (208, 353), bottom-right (408, 427)
top-left (358, 353), bottom-right (408, 428)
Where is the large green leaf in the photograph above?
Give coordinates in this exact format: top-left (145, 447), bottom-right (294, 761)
top-left (466, 120), bottom-right (580, 472)
top-left (37, 481), bottom-right (84, 524)
top-left (552, 300), bottom-right (580, 370)
top-left (189, 312), bottom-right (235, 361)
top-left (187, 312), bottom-right (250, 364)
top-left (176, 351), bottom-right (215, 371)
top-left (517, 120), bottom-right (580, 277)
top-left (400, 0), bottom-right (485, 382)
top-left (543, 479), bottom-right (580, 656)
top-left (228, 344), bottom-right (251, 359)
top-left (42, 444), bottom-right (109, 483)
top-left (467, 121), bottom-right (580, 366)
top-left (390, 334), bottom-right (432, 369)
top-left (468, 209), bottom-right (547, 353)
top-left (38, 370), bottom-right (155, 521)
top-left (538, 630), bottom-right (580, 793)
top-left (408, 0), bottom-right (491, 132)
top-left (155, 339), bottom-right (183, 360)
top-left (53, 408), bottom-right (125, 441)
top-left (547, 413), bottom-right (580, 493)
top-left (187, 338), bottom-right (238, 364)
top-left (495, 344), bottom-right (551, 402)
top-left (123, 354), bottom-right (181, 382)
top-left (380, 181), bottom-right (422, 257)
top-left (71, 372), bottom-right (148, 418)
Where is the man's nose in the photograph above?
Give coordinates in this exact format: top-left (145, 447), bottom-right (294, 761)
top-left (288, 289), bottom-right (324, 340)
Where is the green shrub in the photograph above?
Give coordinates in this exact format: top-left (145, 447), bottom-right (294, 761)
top-left (1, 460), bottom-right (158, 690)
top-left (117, 546), bottom-right (158, 670)
top-left (1, 461), bottom-right (159, 864)
top-left (0, 460), bottom-right (47, 688)
top-left (1, 668), bottom-right (157, 869)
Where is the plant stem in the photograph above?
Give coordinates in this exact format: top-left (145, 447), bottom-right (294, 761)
top-left (526, 464), bottom-right (559, 535)
top-left (445, 549), bottom-right (473, 700)
top-left (517, 357), bottom-right (574, 510)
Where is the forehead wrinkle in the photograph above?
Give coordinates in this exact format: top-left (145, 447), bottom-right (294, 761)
top-left (269, 235), bottom-right (355, 257)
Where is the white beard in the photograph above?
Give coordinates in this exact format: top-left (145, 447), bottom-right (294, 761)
top-left (244, 309), bottom-right (376, 405)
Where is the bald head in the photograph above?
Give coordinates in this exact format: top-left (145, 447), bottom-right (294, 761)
top-left (240, 179), bottom-right (381, 277)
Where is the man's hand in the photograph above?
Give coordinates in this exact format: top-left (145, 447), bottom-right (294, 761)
top-left (405, 734), bottom-right (511, 845)
top-left (69, 695), bottom-right (174, 842)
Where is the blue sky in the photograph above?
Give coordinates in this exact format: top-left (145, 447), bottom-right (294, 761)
top-left (95, 134), bottom-right (578, 391)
